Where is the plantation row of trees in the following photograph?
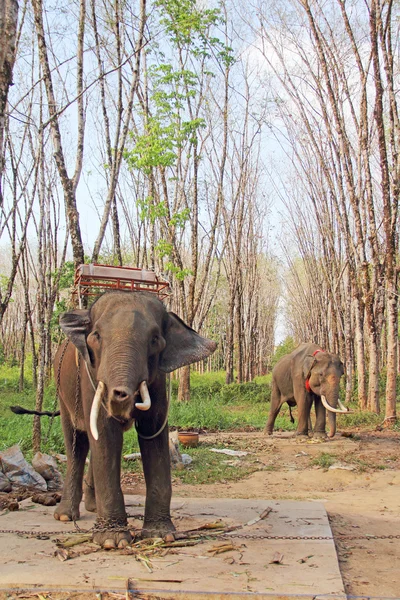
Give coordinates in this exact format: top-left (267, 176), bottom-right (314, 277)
top-left (257, 0), bottom-right (399, 421)
top-left (0, 0), bottom-right (399, 423)
top-left (0, 0), bottom-right (280, 411)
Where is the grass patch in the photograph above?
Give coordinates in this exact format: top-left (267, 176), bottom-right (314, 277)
top-left (311, 452), bottom-right (336, 469)
top-left (0, 365), bottom-right (65, 459)
top-left (122, 442), bottom-right (258, 485)
top-left (339, 407), bottom-right (383, 429)
top-left (175, 444), bottom-right (258, 485)
top-left (168, 373), bottom-right (273, 430)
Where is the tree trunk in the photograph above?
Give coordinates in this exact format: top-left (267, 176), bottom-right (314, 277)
top-left (235, 283), bottom-right (243, 383)
top-left (0, 0), bottom-right (18, 201)
top-left (32, 0), bottom-right (85, 270)
top-left (367, 331), bottom-right (380, 414)
top-left (177, 365), bottom-right (190, 403)
top-left (385, 275), bottom-right (398, 421)
top-left (353, 295), bottom-right (367, 409)
top-left (343, 278), bottom-right (353, 405)
top-left (225, 289), bottom-right (235, 384)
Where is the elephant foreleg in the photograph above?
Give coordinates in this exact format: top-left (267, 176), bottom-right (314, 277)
top-left (138, 375), bottom-right (174, 538)
top-left (294, 384), bottom-right (312, 437)
top-left (54, 416), bottom-right (89, 522)
top-left (138, 422), bottom-right (174, 537)
top-left (89, 418), bottom-right (131, 549)
top-left (265, 380), bottom-right (283, 435)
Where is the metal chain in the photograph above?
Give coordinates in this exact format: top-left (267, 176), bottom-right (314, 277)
top-left (71, 353), bottom-right (82, 532)
top-left (1, 525), bottom-right (399, 542)
top-left (222, 533), bottom-right (400, 541)
top-left (92, 517), bottom-right (129, 533)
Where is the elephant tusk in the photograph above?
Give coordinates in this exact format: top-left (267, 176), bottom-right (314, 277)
top-left (90, 381), bottom-right (105, 441)
top-left (135, 381), bottom-right (152, 411)
top-left (337, 398), bottom-right (352, 413)
top-left (321, 394), bottom-right (349, 414)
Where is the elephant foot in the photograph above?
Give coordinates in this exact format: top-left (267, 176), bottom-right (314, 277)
top-left (309, 436), bottom-right (328, 444)
top-left (142, 517), bottom-right (175, 539)
top-left (93, 529), bottom-right (132, 549)
top-left (264, 428), bottom-right (273, 436)
top-left (92, 517), bottom-right (132, 549)
top-left (313, 432), bottom-right (328, 441)
top-left (54, 501), bottom-right (80, 522)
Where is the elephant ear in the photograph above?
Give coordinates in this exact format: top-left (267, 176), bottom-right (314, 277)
top-left (59, 309), bottom-right (91, 364)
top-left (302, 354), bottom-right (316, 380)
top-left (159, 312), bottom-right (217, 373)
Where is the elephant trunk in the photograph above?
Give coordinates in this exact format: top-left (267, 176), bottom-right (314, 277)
top-left (327, 410), bottom-right (336, 438)
top-left (320, 382), bottom-right (345, 438)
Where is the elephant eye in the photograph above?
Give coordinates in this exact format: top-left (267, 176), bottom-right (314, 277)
top-left (151, 335), bottom-right (159, 345)
top-left (91, 330), bottom-right (100, 341)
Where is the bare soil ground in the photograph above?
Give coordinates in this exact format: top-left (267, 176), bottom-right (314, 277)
top-left (1, 429), bottom-right (399, 599)
top-left (167, 429), bottom-right (400, 598)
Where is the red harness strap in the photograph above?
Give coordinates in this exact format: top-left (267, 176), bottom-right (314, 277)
top-left (305, 349), bottom-right (324, 392)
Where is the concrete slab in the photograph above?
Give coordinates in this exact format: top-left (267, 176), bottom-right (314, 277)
top-left (0, 496), bottom-right (345, 599)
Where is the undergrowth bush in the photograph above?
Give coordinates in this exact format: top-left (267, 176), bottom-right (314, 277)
top-left (1, 362), bottom-right (398, 456)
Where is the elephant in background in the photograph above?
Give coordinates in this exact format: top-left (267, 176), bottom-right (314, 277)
top-left (265, 343), bottom-right (349, 438)
top-left (53, 290), bottom-right (216, 548)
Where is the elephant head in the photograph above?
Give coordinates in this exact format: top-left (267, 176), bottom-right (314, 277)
top-left (303, 351), bottom-right (346, 437)
top-left (59, 291), bottom-right (216, 440)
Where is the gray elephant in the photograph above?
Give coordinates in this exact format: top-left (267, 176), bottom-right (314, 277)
top-left (265, 343), bottom-right (349, 438)
top-left (52, 290), bottom-right (216, 548)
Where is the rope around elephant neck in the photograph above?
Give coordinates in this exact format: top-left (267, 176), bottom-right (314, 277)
top-left (84, 359), bottom-right (97, 392)
top-left (135, 391), bottom-right (170, 440)
top-left (84, 357), bottom-right (169, 441)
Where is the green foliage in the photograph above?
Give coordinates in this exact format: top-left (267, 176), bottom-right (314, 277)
top-left (311, 452), bottom-right (336, 469)
top-left (0, 365), bottom-right (64, 458)
top-left (156, 0), bottom-right (221, 49)
top-left (53, 261), bottom-right (75, 291)
top-left (169, 394), bottom-right (234, 430)
top-left (137, 198), bottom-right (169, 223)
top-left (164, 263), bottom-right (193, 280)
top-left (155, 239), bottom-right (174, 259)
top-left (50, 298), bottom-right (69, 342)
top-left (168, 372), bottom-right (273, 430)
top-left (271, 336), bottom-right (296, 368)
top-left (169, 207), bottom-right (190, 227)
top-left (123, 0), bottom-right (234, 286)
top-left (173, 444), bottom-right (258, 485)
top-left (125, 118), bottom-right (178, 173)
top-left (122, 441), bottom-right (258, 485)
top-left (339, 407), bottom-right (383, 428)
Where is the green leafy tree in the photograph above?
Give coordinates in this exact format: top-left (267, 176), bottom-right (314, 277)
top-left (124, 0), bottom-right (233, 399)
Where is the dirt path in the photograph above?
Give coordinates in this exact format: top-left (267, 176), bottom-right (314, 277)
top-left (170, 430), bottom-right (400, 598)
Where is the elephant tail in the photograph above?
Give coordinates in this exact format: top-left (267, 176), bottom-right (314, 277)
top-left (10, 405), bottom-right (60, 417)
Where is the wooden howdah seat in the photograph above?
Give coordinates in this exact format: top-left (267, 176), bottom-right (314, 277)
top-left (73, 264), bottom-right (170, 305)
